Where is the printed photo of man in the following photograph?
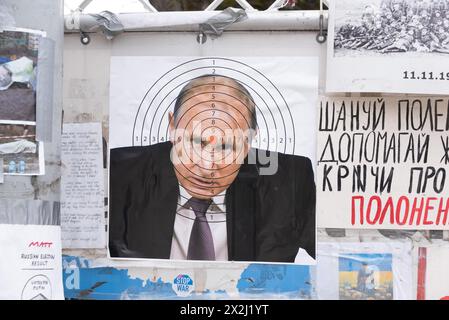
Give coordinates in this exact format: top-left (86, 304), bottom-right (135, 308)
top-left (109, 74), bottom-right (316, 263)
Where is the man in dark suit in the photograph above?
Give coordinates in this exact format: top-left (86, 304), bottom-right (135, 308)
top-left (109, 75), bottom-right (316, 263)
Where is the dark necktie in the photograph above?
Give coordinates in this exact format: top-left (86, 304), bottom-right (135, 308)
top-left (186, 197), bottom-right (215, 260)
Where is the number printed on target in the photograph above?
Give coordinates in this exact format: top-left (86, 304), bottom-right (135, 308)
top-left (107, 55), bottom-right (319, 263)
top-left (132, 57), bottom-right (297, 156)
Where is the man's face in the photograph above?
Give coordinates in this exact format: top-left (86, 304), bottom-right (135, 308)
top-left (169, 80), bottom-right (254, 199)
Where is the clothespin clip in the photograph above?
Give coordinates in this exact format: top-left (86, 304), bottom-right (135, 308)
top-left (197, 31), bottom-right (207, 44)
top-left (316, 0), bottom-right (327, 44)
top-left (80, 32), bottom-right (90, 45)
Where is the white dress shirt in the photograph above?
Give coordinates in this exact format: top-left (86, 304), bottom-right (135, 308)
top-left (169, 184), bottom-right (228, 261)
top-left (169, 185), bottom-right (315, 264)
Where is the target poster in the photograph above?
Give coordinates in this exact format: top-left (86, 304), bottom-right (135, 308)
top-left (108, 56), bottom-right (318, 264)
top-left (326, 0), bottom-right (449, 94)
top-left (317, 96), bottom-right (449, 229)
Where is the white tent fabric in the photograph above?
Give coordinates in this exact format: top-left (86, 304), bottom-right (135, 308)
top-left (0, 139), bottom-right (37, 154)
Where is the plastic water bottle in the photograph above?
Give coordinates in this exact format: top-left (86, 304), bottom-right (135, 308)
top-left (18, 160), bottom-right (26, 174)
top-left (8, 161), bottom-right (16, 173)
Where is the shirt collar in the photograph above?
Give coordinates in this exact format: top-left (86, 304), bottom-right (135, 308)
top-left (178, 183), bottom-right (226, 212)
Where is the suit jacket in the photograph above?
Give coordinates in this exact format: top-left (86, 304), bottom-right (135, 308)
top-left (109, 141), bottom-right (316, 262)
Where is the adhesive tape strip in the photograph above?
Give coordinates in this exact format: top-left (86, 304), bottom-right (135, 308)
top-left (36, 37), bottom-right (55, 143)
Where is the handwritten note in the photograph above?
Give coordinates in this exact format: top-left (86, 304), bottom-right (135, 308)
top-left (0, 223), bottom-right (64, 300)
top-left (317, 97), bottom-right (449, 229)
top-left (61, 123), bottom-right (105, 248)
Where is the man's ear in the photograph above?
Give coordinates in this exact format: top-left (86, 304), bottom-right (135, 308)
top-left (168, 111), bottom-right (175, 143)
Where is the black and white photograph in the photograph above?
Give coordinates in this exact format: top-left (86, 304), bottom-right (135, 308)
top-left (334, 0), bottom-right (449, 56)
top-left (327, 0), bottom-right (449, 94)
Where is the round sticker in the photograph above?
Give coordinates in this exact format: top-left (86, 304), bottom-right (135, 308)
top-left (172, 274), bottom-right (194, 297)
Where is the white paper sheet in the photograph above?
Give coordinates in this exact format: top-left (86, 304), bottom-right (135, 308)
top-left (317, 96), bottom-right (449, 230)
top-left (326, 0), bottom-right (449, 94)
top-left (316, 242), bottom-right (413, 300)
top-left (61, 122), bottom-right (105, 248)
top-left (424, 246), bottom-right (449, 300)
top-left (0, 224), bottom-right (64, 300)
